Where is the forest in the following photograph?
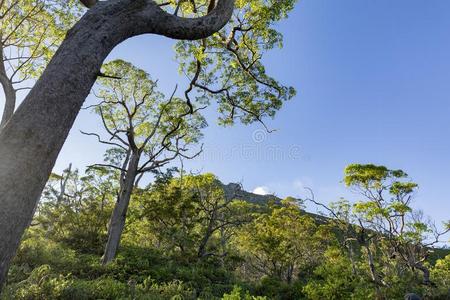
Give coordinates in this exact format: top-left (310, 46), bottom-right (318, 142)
top-left (1, 164), bottom-right (450, 299)
top-left (0, 0), bottom-right (449, 299)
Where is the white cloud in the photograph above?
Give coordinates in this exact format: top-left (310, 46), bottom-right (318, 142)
top-left (252, 186), bottom-right (271, 195)
top-left (250, 178), bottom-right (314, 198)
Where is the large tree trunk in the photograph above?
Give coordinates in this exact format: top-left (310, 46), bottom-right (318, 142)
top-left (0, 0), bottom-right (234, 289)
top-left (102, 153), bottom-right (139, 265)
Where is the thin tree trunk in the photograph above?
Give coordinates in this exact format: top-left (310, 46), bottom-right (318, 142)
top-left (56, 163), bottom-right (73, 206)
top-left (365, 244), bottom-right (384, 300)
top-left (0, 46), bottom-right (16, 126)
top-left (0, 81), bottom-right (15, 127)
top-left (415, 262), bottom-right (432, 286)
top-left (348, 244), bottom-right (357, 275)
top-left (0, 0), bottom-right (233, 289)
top-left (197, 213), bottom-right (216, 258)
top-left (102, 153), bottom-right (139, 265)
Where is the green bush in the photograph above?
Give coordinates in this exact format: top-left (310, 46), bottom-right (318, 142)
top-left (61, 277), bottom-right (128, 300)
top-left (13, 236), bottom-right (78, 273)
top-left (221, 286), bottom-right (267, 300)
top-left (1, 265), bottom-right (71, 300)
top-left (254, 277), bottom-right (304, 300)
top-left (135, 277), bottom-right (196, 299)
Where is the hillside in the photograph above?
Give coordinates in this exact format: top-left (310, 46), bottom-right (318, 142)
top-left (223, 182), bottom-right (450, 261)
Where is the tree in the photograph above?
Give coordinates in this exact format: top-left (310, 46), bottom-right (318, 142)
top-left (303, 246), bottom-right (368, 300)
top-left (175, 0), bottom-right (297, 126)
top-left (234, 198), bottom-right (325, 284)
top-left (84, 60), bottom-right (204, 264)
top-left (306, 164), bottom-right (450, 299)
top-left (36, 165), bottom-right (116, 253)
top-left (431, 254), bottom-right (450, 298)
top-left (304, 190), bottom-right (387, 299)
top-left (345, 164), bottom-right (450, 287)
top-left (0, 0), bottom-right (297, 287)
top-left (141, 173), bottom-right (254, 260)
top-left (0, 0), bottom-right (80, 125)
top-left (309, 197), bottom-right (389, 299)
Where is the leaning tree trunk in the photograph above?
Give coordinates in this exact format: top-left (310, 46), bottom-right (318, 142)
top-left (102, 153), bottom-right (140, 265)
top-left (0, 0), bottom-right (234, 289)
top-left (415, 262), bottom-right (432, 286)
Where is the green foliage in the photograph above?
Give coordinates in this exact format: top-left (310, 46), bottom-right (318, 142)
top-left (303, 247), bottom-right (363, 300)
top-left (222, 286), bottom-right (266, 300)
top-left (430, 255), bottom-right (450, 299)
top-left (344, 164), bottom-right (407, 189)
top-left (96, 59), bottom-right (205, 154)
top-left (137, 278), bottom-right (196, 300)
top-left (253, 277), bottom-right (305, 300)
top-left (234, 198), bottom-right (325, 284)
top-left (3, 167), bottom-right (448, 299)
top-left (14, 235), bottom-right (77, 270)
top-left (1, 265), bottom-right (72, 300)
top-left (175, 0), bottom-right (297, 126)
top-left (138, 173), bottom-right (255, 259)
top-left (37, 167), bottom-right (114, 253)
top-left (0, 0), bottom-right (81, 81)
top-left (337, 163), bottom-right (448, 297)
top-left (2, 263), bottom-right (196, 300)
top-left (62, 277), bottom-right (129, 300)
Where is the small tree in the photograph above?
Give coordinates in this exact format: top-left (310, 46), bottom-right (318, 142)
top-left (37, 165), bottom-right (115, 253)
top-left (84, 60), bottom-right (205, 264)
top-left (431, 255), bottom-right (450, 298)
top-left (141, 173), bottom-right (254, 260)
top-left (234, 198), bottom-right (324, 284)
top-left (344, 164), bottom-right (450, 286)
top-left (303, 246), bottom-right (368, 300)
top-left (306, 164), bottom-right (450, 299)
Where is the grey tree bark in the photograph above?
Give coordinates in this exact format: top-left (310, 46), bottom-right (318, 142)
top-left (0, 46), bottom-right (16, 127)
top-left (0, 0), bottom-right (234, 289)
top-left (102, 153), bottom-right (140, 265)
top-left (197, 212), bottom-right (216, 258)
top-left (0, 78), bottom-right (15, 127)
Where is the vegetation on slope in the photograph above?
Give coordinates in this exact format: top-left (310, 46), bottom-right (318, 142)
top-left (1, 166), bottom-right (449, 299)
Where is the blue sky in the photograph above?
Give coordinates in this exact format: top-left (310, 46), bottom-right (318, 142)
top-left (3, 0), bottom-right (450, 227)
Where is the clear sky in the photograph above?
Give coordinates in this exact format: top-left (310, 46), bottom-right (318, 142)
top-left (3, 0), bottom-right (450, 227)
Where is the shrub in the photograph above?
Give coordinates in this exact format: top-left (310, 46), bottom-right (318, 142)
top-left (1, 265), bottom-right (71, 300)
top-left (221, 286), bottom-right (267, 300)
top-left (135, 277), bottom-right (196, 299)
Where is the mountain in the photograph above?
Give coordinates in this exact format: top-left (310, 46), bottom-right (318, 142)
top-left (222, 182), bottom-right (329, 223)
top-left (222, 183), bottom-right (280, 205)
